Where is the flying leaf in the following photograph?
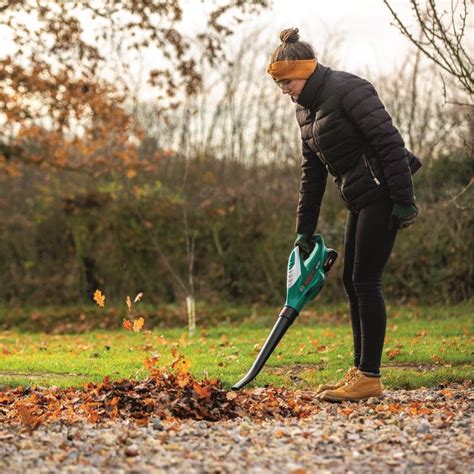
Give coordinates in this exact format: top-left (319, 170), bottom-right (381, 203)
top-left (93, 289), bottom-right (105, 307)
top-left (134, 292), bottom-right (143, 303)
top-left (144, 353), bottom-right (160, 370)
top-left (126, 296), bottom-right (132, 311)
top-left (179, 358), bottom-right (190, 375)
top-left (133, 317), bottom-right (144, 333)
top-left (123, 319), bottom-right (133, 331)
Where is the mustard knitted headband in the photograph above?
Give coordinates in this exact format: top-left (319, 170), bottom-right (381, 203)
top-left (267, 59), bottom-right (317, 81)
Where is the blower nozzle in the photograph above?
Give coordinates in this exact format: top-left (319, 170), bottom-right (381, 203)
top-left (231, 306), bottom-right (298, 390)
top-left (231, 235), bottom-right (337, 390)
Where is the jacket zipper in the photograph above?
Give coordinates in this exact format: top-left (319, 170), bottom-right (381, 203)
top-left (363, 154), bottom-right (381, 186)
top-left (311, 130), bottom-right (357, 213)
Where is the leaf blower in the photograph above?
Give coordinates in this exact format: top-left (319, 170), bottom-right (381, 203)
top-left (231, 234), bottom-right (337, 390)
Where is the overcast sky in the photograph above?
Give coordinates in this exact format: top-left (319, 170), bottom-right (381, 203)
top-left (266, 0), bottom-right (417, 73)
top-left (178, 0), bottom-right (465, 74)
top-left (1, 0), bottom-right (470, 100)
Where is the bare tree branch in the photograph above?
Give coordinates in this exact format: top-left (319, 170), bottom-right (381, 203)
top-left (383, 0), bottom-right (473, 96)
top-left (443, 177), bottom-right (473, 209)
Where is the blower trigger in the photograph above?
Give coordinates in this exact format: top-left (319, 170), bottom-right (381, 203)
top-left (323, 249), bottom-right (338, 273)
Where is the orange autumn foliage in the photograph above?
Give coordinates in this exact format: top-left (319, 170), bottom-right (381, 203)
top-left (0, 61), bottom-right (144, 176)
top-left (93, 289), bottom-right (105, 308)
top-left (0, 0), bottom-right (270, 176)
top-left (133, 317), bottom-right (145, 333)
top-left (122, 319), bottom-right (133, 331)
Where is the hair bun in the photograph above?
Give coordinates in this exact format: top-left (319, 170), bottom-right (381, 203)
top-left (280, 28), bottom-right (299, 44)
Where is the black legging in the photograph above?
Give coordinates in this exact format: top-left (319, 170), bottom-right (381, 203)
top-left (342, 196), bottom-right (398, 375)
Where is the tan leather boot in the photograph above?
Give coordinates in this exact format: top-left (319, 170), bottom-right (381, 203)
top-left (315, 366), bottom-right (359, 395)
top-left (318, 369), bottom-right (383, 402)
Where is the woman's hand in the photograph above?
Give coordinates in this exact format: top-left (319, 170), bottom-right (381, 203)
top-left (294, 233), bottom-right (314, 259)
top-left (389, 203), bottom-right (419, 230)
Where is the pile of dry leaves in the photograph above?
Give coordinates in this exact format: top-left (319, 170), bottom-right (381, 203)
top-left (0, 350), bottom-right (318, 431)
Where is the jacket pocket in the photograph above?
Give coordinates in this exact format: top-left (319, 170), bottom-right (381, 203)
top-left (363, 154), bottom-right (381, 186)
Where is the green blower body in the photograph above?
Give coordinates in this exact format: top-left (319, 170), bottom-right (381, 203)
top-left (231, 234), bottom-right (337, 390)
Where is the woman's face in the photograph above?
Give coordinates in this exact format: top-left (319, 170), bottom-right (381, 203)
top-left (275, 79), bottom-right (307, 100)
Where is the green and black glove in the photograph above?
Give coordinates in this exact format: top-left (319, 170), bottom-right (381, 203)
top-left (389, 203), bottom-right (419, 230)
top-left (294, 233), bottom-right (314, 259)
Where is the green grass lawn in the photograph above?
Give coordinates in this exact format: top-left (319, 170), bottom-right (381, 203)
top-left (0, 302), bottom-right (472, 390)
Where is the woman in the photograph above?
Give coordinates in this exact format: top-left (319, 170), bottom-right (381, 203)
top-left (267, 28), bottom-right (421, 402)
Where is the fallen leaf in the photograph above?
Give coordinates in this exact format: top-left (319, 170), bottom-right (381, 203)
top-left (440, 389), bottom-right (453, 398)
top-left (93, 289), bottom-right (105, 307)
top-left (126, 296), bottom-right (132, 311)
top-left (16, 404), bottom-right (42, 432)
top-left (386, 348), bottom-right (401, 359)
top-left (193, 382), bottom-right (212, 399)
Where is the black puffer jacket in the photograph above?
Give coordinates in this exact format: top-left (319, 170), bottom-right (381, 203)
top-left (294, 63), bottom-right (422, 234)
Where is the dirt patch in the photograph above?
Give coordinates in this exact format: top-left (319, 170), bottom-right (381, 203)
top-left (0, 371), bottom-right (85, 379)
top-left (267, 362), bottom-right (471, 376)
top-left (267, 363), bottom-right (324, 376)
top-left (383, 362), bottom-right (473, 372)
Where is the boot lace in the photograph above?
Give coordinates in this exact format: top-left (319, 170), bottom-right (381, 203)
top-left (341, 367), bottom-right (359, 386)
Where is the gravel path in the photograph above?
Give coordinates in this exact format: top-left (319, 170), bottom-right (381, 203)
top-left (1, 384), bottom-right (472, 473)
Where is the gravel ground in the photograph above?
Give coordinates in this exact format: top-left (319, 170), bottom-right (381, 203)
top-left (1, 384), bottom-right (472, 474)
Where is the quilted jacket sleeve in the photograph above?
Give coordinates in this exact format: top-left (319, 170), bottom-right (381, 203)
top-left (341, 77), bottom-right (415, 204)
top-left (296, 140), bottom-right (328, 234)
